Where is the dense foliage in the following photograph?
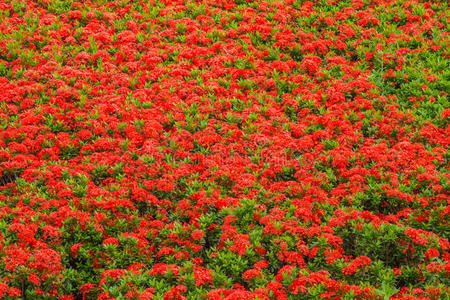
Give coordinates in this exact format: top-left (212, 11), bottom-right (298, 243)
top-left (0, 0), bottom-right (448, 298)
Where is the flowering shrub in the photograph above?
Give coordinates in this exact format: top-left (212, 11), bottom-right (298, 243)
top-left (0, 0), bottom-right (448, 298)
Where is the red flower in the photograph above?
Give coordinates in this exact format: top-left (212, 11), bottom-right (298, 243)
top-left (0, 283), bottom-right (8, 298)
top-left (27, 273), bottom-right (40, 285)
top-left (71, 243), bottom-right (83, 257)
top-left (102, 238), bottom-right (119, 246)
top-left (300, 56), bottom-right (323, 75)
top-left (139, 288), bottom-right (155, 300)
top-left (242, 268), bottom-right (263, 280)
top-left (8, 288), bottom-right (21, 297)
top-left (68, 10), bottom-right (83, 20)
top-left (164, 285), bottom-right (187, 300)
top-left (254, 260), bottom-right (269, 270)
top-left (342, 256), bottom-right (372, 275)
top-left (191, 229), bottom-right (204, 241)
top-left (194, 267), bottom-right (213, 286)
top-left (425, 248), bottom-right (439, 260)
top-left (229, 234), bottom-right (251, 256)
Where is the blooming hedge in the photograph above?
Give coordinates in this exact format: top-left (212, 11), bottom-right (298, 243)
top-left (0, 0), bottom-right (448, 299)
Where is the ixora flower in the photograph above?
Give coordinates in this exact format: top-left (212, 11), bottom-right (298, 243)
top-left (194, 267), bottom-right (213, 286)
top-left (191, 229), bottom-right (204, 240)
top-left (102, 237), bottom-right (119, 246)
top-left (0, 0), bottom-right (448, 298)
top-left (0, 283), bottom-right (8, 298)
top-left (70, 243), bottom-right (83, 257)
